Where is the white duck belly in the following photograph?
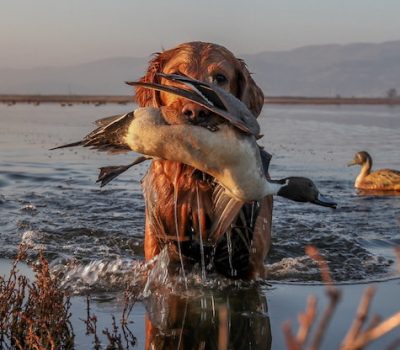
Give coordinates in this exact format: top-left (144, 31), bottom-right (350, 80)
top-left (124, 107), bottom-right (272, 202)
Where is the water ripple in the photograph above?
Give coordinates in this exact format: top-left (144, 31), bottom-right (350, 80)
top-left (1, 104), bottom-right (400, 292)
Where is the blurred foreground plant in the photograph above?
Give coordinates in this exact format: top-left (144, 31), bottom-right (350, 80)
top-left (282, 245), bottom-right (400, 350)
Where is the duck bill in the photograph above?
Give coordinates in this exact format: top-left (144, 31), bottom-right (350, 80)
top-left (347, 160), bottom-right (357, 167)
top-left (312, 193), bottom-right (337, 209)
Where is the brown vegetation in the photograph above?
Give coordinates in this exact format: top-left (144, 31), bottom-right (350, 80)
top-left (0, 245), bottom-right (137, 350)
top-left (0, 245), bottom-right (74, 349)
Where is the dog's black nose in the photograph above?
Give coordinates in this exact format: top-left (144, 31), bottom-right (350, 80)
top-left (182, 102), bottom-right (209, 123)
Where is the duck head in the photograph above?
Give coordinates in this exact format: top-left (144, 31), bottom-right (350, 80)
top-left (274, 177), bottom-right (337, 208)
top-left (347, 151), bottom-right (372, 167)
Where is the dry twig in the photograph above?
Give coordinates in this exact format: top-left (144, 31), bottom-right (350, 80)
top-left (340, 286), bottom-right (376, 348)
top-left (297, 295), bottom-right (318, 347)
top-left (282, 245), bottom-right (400, 350)
top-left (283, 320), bottom-right (302, 350)
top-left (306, 246), bottom-right (341, 350)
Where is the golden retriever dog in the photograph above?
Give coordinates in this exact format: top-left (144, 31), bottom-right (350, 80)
top-left (135, 41), bottom-right (271, 279)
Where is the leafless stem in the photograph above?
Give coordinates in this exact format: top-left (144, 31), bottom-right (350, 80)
top-left (306, 245), bottom-right (341, 350)
top-left (281, 246), bottom-right (400, 350)
top-left (348, 311), bottom-right (400, 349)
top-left (366, 314), bottom-right (381, 332)
top-left (305, 246), bottom-right (333, 286)
top-left (283, 320), bottom-right (302, 350)
top-left (297, 295), bottom-right (317, 347)
top-left (340, 285), bottom-right (376, 348)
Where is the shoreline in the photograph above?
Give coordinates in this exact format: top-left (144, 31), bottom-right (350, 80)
top-left (1, 94), bottom-right (400, 105)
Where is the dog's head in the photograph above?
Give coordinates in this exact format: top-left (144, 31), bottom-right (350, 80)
top-left (134, 41), bottom-right (264, 120)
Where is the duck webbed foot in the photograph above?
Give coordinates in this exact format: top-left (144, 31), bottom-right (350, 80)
top-left (97, 156), bottom-right (149, 187)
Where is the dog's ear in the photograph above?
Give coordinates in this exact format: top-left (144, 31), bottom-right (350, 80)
top-left (236, 60), bottom-right (264, 117)
top-left (134, 51), bottom-right (172, 107)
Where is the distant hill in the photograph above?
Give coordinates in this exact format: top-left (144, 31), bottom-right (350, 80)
top-left (1, 40), bottom-right (400, 97)
top-left (0, 57), bottom-right (147, 96)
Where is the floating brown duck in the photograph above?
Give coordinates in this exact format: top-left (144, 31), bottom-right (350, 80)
top-left (348, 151), bottom-right (400, 191)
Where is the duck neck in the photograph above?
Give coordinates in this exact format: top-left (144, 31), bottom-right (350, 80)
top-left (360, 155), bottom-right (372, 177)
top-left (264, 178), bottom-right (288, 197)
top-left (355, 154), bottom-right (372, 186)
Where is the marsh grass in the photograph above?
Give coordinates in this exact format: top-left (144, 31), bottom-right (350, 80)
top-left (0, 245), bottom-right (137, 350)
top-left (81, 291), bottom-right (138, 349)
top-left (0, 245), bottom-right (74, 349)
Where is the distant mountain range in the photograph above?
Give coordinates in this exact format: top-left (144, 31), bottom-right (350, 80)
top-left (1, 40), bottom-right (400, 97)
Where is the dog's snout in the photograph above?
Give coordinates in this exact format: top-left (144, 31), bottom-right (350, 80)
top-left (182, 103), bottom-right (209, 123)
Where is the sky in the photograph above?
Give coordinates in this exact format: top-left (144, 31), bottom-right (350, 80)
top-left (1, 0), bottom-right (400, 68)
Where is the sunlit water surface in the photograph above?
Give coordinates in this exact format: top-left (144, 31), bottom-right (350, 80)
top-left (1, 103), bottom-right (400, 349)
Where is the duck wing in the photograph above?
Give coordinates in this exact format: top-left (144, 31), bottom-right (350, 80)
top-left (51, 112), bottom-right (135, 154)
top-left (368, 169), bottom-right (400, 190)
top-left (209, 184), bottom-right (244, 243)
top-left (94, 113), bottom-right (129, 127)
top-left (158, 73), bottom-right (261, 136)
top-left (209, 148), bottom-right (272, 243)
top-left (51, 112), bottom-right (147, 186)
top-left (127, 74), bottom-right (260, 136)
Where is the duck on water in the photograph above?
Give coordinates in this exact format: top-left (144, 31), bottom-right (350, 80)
top-left (348, 151), bottom-right (400, 191)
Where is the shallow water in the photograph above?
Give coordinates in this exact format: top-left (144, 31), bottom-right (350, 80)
top-left (1, 103), bottom-right (400, 348)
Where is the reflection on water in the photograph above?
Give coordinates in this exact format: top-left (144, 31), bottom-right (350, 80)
top-left (144, 286), bottom-right (271, 349)
top-left (355, 189), bottom-right (400, 197)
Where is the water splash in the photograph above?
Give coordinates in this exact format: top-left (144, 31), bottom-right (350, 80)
top-left (49, 245), bottom-right (257, 297)
top-left (173, 185), bottom-right (188, 289)
top-left (196, 182), bottom-right (207, 281)
top-left (226, 230), bottom-right (237, 278)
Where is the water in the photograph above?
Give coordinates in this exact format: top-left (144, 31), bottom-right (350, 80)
top-left (260, 105), bottom-right (400, 282)
top-left (1, 103), bottom-right (400, 348)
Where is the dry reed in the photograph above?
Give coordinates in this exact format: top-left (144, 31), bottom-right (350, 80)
top-left (0, 245), bottom-right (137, 350)
top-left (282, 245), bottom-right (400, 350)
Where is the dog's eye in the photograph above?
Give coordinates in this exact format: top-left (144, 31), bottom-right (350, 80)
top-left (213, 73), bottom-right (228, 85)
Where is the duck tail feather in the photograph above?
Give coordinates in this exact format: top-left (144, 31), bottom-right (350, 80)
top-left (49, 140), bottom-right (83, 150)
top-left (210, 184), bottom-right (244, 243)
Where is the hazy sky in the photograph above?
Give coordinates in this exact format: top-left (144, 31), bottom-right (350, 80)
top-left (1, 0), bottom-right (400, 68)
